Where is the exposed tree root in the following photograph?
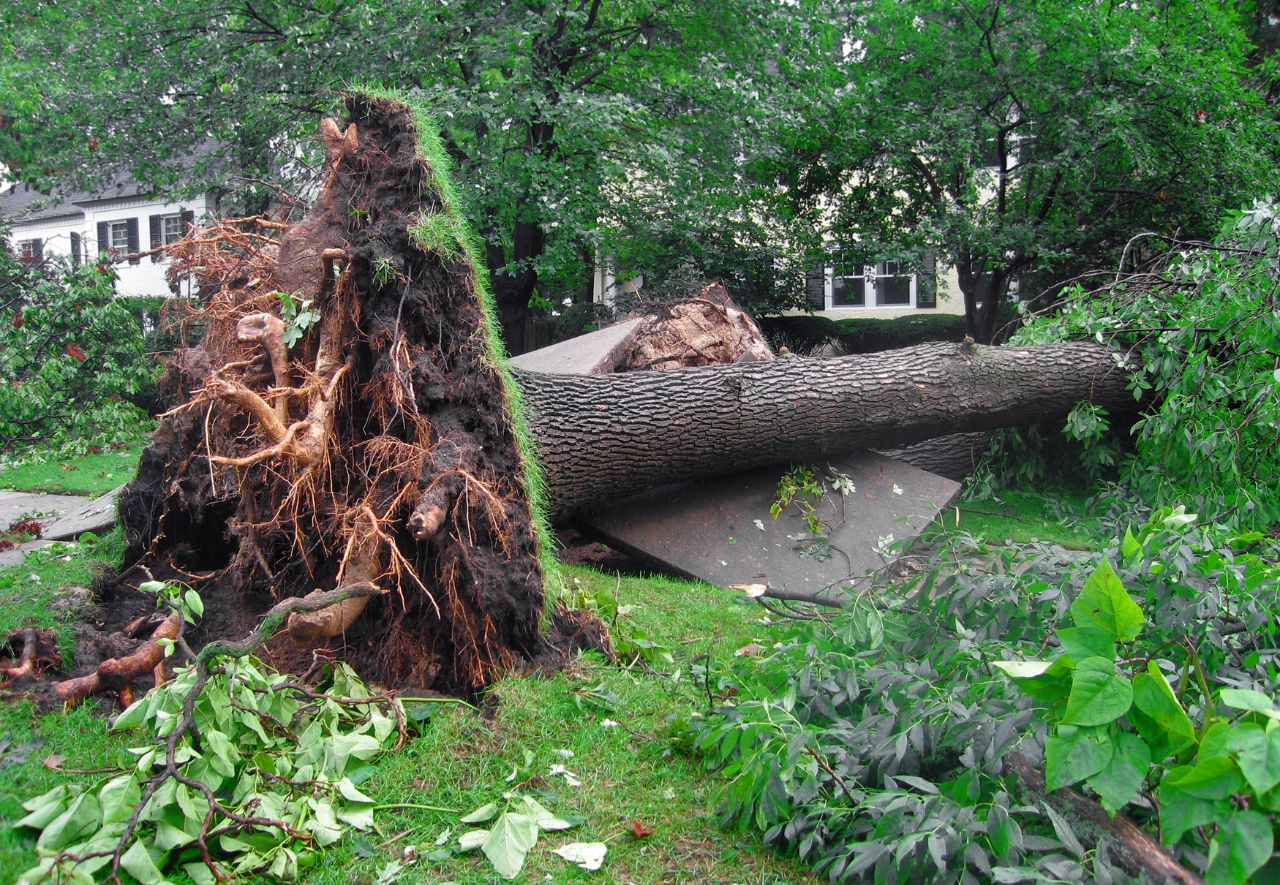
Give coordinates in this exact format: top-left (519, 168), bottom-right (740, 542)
top-left (113, 92), bottom-right (545, 695)
top-left (0, 628), bottom-right (56, 679)
top-left (51, 613), bottom-right (182, 705)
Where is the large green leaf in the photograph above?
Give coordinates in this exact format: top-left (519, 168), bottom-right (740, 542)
top-left (119, 840), bottom-right (167, 885)
top-left (1087, 731), bottom-right (1150, 816)
top-left (1228, 724), bottom-right (1280, 796)
top-left (35, 792), bottom-right (102, 853)
top-left (1063, 657), bottom-right (1133, 727)
top-left (1056, 626), bottom-right (1116, 662)
top-left (482, 812), bottom-right (540, 879)
top-left (993, 656), bottom-right (1073, 704)
top-left (1158, 757), bottom-right (1241, 845)
top-left (1046, 725), bottom-right (1113, 792)
top-left (1205, 810), bottom-right (1273, 885)
top-left (1069, 562), bottom-right (1144, 640)
top-left (1218, 689), bottom-right (1280, 721)
top-left (1132, 663), bottom-right (1196, 753)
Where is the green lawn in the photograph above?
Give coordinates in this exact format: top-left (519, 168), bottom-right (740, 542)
top-left (0, 447), bottom-right (145, 498)
top-left (0, 448), bottom-right (1111, 883)
top-left (0, 540), bottom-right (814, 884)
top-left (929, 487), bottom-right (1110, 549)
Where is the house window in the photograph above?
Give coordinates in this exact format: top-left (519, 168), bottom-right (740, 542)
top-left (108, 221), bottom-right (131, 252)
top-left (829, 260), bottom-right (919, 309)
top-left (161, 214), bottom-right (184, 244)
top-left (17, 239), bottom-right (43, 264)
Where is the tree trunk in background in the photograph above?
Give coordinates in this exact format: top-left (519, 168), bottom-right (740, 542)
top-left (519, 340), bottom-right (1135, 516)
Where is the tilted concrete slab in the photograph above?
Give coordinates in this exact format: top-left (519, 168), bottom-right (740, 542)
top-left (0, 540), bottom-right (55, 569)
top-left (42, 486), bottom-right (123, 541)
top-left (510, 318), bottom-right (644, 375)
top-left (0, 491), bottom-right (96, 529)
top-left (577, 452), bottom-right (960, 602)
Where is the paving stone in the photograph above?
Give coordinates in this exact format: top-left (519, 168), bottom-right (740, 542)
top-left (42, 486), bottom-right (123, 541)
top-left (0, 491), bottom-right (91, 528)
top-left (0, 539), bottom-right (55, 569)
top-left (578, 452), bottom-right (960, 603)
top-left (510, 318), bottom-right (644, 375)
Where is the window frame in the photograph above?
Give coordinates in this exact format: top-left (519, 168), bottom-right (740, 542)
top-left (160, 214), bottom-right (185, 245)
top-left (108, 220), bottom-right (131, 252)
top-left (827, 260), bottom-right (920, 310)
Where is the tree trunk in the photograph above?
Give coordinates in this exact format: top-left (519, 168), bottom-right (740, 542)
top-left (519, 339), bottom-right (1135, 516)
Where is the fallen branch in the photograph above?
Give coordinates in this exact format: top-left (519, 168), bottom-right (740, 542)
top-left (95, 581), bottom-right (384, 884)
top-left (1006, 751), bottom-right (1204, 885)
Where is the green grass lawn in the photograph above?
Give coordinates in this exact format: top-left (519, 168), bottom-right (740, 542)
top-left (928, 487), bottom-right (1110, 549)
top-left (0, 448), bottom-right (1111, 883)
top-left (0, 539), bottom-right (815, 884)
top-left (0, 447), bottom-right (145, 497)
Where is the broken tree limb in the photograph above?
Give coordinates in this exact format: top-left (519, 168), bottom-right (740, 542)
top-left (1006, 751), bottom-right (1204, 884)
top-left (519, 339), bottom-right (1136, 517)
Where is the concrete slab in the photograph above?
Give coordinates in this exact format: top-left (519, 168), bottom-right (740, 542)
top-left (0, 491), bottom-right (95, 529)
top-left (42, 486), bottom-right (123, 541)
top-left (510, 318), bottom-right (643, 375)
top-left (0, 540), bottom-right (55, 569)
top-left (578, 452), bottom-right (960, 602)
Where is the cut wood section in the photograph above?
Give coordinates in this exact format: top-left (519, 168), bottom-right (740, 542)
top-left (519, 340), bottom-right (1135, 517)
top-left (615, 283), bottom-right (775, 371)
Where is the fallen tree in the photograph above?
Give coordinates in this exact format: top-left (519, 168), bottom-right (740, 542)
top-left (5, 93), bottom-right (1135, 705)
top-left (520, 338), bottom-right (1135, 515)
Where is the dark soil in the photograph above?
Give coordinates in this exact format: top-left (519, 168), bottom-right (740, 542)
top-left (104, 93), bottom-right (546, 697)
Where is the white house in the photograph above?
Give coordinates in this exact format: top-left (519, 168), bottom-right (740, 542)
top-left (0, 173), bottom-right (216, 298)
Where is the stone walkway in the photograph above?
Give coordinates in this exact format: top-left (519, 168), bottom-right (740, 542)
top-left (0, 486), bottom-right (122, 567)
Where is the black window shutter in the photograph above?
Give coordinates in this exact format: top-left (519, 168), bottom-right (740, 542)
top-left (180, 209), bottom-right (194, 233)
top-left (97, 221), bottom-right (110, 256)
top-left (916, 251), bottom-right (937, 309)
top-left (804, 268), bottom-right (826, 311)
top-left (32, 239), bottom-right (43, 264)
top-left (70, 233), bottom-right (82, 267)
top-left (149, 214), bottom-right (162, 262)
top-left (127, 218), bottom-right (141, 265)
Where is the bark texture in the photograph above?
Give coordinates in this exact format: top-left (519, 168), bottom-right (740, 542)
top-left (878, 431), bottom-right (992, 480)
top-left (1007, 752), bottom-right (1204, 884)
top-left (520, 340), bottom-right (1134, 516)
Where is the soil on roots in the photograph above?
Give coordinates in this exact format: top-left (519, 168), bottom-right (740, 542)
top-left (106, 93), bottom-right (546, 696)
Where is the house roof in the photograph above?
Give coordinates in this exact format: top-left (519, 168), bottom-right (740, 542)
top-left (0, 142), bottom-right (221, 226)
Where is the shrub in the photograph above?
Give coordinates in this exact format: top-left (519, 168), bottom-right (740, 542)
top-left (0, 249), bottom-right (156, 455)
top-left (1002, 202), bottom-right (1280, 528)
top-left (685, 506), bottom-right (1280, 882)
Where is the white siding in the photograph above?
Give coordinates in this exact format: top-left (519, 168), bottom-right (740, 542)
top-left (6, 193), bottom-right (212, 298)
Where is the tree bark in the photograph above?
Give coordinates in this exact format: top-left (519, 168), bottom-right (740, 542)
top-left (1006, 752), bottom-right (1204, 884)
top-left (518, 340), bottom-right (1135, 516)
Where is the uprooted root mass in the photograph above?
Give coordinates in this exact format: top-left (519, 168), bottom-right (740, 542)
top-left (90, 94), bottom-right (545, 697)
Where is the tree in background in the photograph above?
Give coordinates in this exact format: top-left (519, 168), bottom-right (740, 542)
top-left (0, 0), bottom-right (828, 351)
top-left (788, 0), bottom-right (1278, 341)
top-left (0, 246), bottom-right (154, 454)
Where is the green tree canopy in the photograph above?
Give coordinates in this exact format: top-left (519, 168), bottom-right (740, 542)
top-left (0, 0), bottom-right (827, 350)
top-left (789, 0), bottom-right (1278, 341)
